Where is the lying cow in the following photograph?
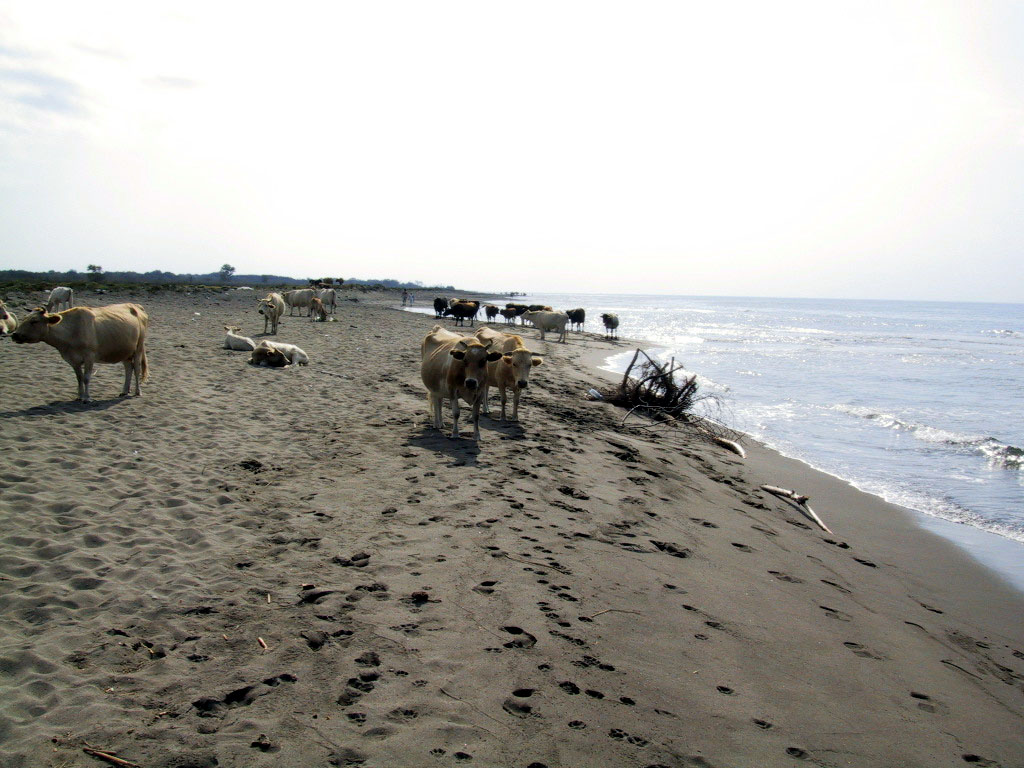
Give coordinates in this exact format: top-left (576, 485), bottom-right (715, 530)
top-left (46, 286), bottom-right (74, 312)
top-left (522, 310), bottom-right (569, 343)
top-left (309, 297), bottom-right (328, 322)
top-left (421, 325), bottom-right (502, 440)
top-left (601, 313), bottom-right (620, 339)
top-left (443, 300), bottom-right (480, 327)
top-left (283, 288), bottom-right (316, 316)
top-left (474, 327), bottom-right (543, 422)
top-left (249, 340), bottom-right (309, 367)
top-left (258, 293), bottom-right (285, 334)
top-left (565, 308), bottom-right (586, 332)
top-left (224, 325), bottom-right (256, 351)
top-left (0, 301), bottom-right (16, 335)
top-left (12, 304), bottom-right (149, 403)
top-left (433, 297), bottom-right (449, 318)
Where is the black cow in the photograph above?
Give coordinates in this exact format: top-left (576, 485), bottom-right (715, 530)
top-left (433, 297), bottom-right (449, 318)
top-left (565, 308), bottom-right (586, 332)
top-left (600, 313), bottom-right (619, 339)
top-left (444, 300), bottom-right (480, 327)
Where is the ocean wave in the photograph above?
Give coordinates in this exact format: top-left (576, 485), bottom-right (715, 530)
top-left (832, 406), bottom-right (1023, 469)
top-left (984, 329), bottom-right (1023, 338)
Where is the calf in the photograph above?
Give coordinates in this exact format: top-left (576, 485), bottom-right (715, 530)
top-left (0, 301), bottom-right (16, 335)
top-left (223, 325), bottom-right (256, 351)
top-left (565, 308), bottom-right (586, 332)
top-left (12, 304), bottom-right (149, 403)
top-left (46, 286), bottom-right (74, 312)
top-left (522, 310), bottom-right (569, 343)
top-left (309, 297), bottom-right (328, 322)
top-left (421, 325), bottom-right (502, 440)
top-left (258, 293), bottom-right (285, 334)
top-left (474, 327), bottom-right (543, 422)
top-left (601, 313), bottom-right (620, 339)
top-left (283, 288), bottom-right (316, 316)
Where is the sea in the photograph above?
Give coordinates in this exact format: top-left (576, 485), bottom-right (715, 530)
top-left (402, 294), bottom-right (1024, 591)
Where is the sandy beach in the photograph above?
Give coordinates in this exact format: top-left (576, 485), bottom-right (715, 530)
top-left (1, 287), bottom-right (1022, 768)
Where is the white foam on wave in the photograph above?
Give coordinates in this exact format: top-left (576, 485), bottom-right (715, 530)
top-left (831, 405), bottom-right (1023, 469)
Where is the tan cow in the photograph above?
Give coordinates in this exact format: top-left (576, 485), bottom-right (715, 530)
top-left (12, 304), bottom-right (149, 402)
top-left (474, 327), bottom-right (543, 422)
top-left (46, 286), bottom-right (74, 312)
top-left (309, 297), bottom-right (328, 322)
top-left (283, 288), bottom-right (316, 316)
top-left (522, 310), bottom-right (569, 343)
top-left (258, 293), bottom-right (285, 334)
top-left (0, 300), bottom-right (16, 335)
top-left (421, 325), bottom-right (502, 440)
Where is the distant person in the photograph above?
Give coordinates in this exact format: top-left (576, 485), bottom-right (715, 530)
top-left (409, 293), bottom-right (416, 305)
top-left (401, 289), bottom-right (409, 306)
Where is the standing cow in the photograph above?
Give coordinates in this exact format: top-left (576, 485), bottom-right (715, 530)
top-left (433, 297), bottom-right (450, 318)
top-left (46, 287), bottom-right (74, 312)
top-left (421, 325), bottom-right (502, 440)
top-left (283, 288), bottom-right (316, 316)
top-left (11, 304), bottom-right (149, 403)
top-left (565, 308), bottom-right (586, 332)
top-left (522, 310), bottom-right (569, 343)
top-left (317, 288), bottom-right (337, 314)
top-left (258, 293), bottom-right (285, 334)
top-left (600, 313), bottom-right (619, 339)
top-left (474, 327), bottom-right (543, 422)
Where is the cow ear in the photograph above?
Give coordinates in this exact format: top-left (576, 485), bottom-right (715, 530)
top-left (502, 355), bottom-right (514, 365)
top-left (532, 356), bottom-right (543, 367)
top-left (47, 314), bottom-right (63, 325)
top-left (450, 349), bottom-right (465, 360)
top-left (486, 351), bottom-right (503, 362)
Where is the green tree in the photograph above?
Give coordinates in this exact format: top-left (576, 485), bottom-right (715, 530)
top-left (219, 264), bottom-right (236, 282)
top-left (87, 264), bottom-right (103, 281)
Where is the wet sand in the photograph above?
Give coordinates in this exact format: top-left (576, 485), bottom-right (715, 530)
top-left (0, 287), bottom-right (1021, 768)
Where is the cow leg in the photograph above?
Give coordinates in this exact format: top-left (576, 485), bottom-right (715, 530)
top-left (471, 397), bottom-right (482, 440)
top-left (75, 361), bottom-right (94, 403)
top-left (120, 360), bottom-right (133, 396)
top-left (480, 382), bottom-right (491, 415)
top-left (511, 387), bottom-right (520, 421)
top-left (500, 386), bottom-right (508, 421)
top-left (450, 398), bottom-right (461, 439)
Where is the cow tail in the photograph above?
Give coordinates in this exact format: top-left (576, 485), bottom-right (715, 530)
top-left (139, 347), bottom-right (150, 383)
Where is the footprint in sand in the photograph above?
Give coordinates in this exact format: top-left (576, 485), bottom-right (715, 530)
top-left (769, 570), bottom-right (804, 584)
top-left (844, 641), bottom-right (886, 660)
top-left (819, 605), bottom-right (852, 622)
top-left (502, 626), bottom-right (537, 649)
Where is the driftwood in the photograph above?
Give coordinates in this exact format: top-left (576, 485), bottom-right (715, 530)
top-left (608, 349), bottom-right (699, 422)
top-left (760, 485), bottom-right (833, 534)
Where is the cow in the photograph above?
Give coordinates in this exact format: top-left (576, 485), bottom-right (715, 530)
top-left (46, 287), bottom-right (74, 312)
top-left (283, 288), bottom-right (316, 316)
top-left (0, 301), bottom-right (16, 335)
top-left (565, 308), bottom-right (586, 332)
top-left (474, 327), bottom-right (543, 422)
top-left (433, 297), bottom-right (449, 318)
top-left (601, 313), bottom-right (620, 339)
top-left (11, 304), bottom-right (149, 403)
top-left (522, 310), bottom-right (569, 343)
top-left (484, 304), bottom-right (499, 322)
top-left (420, 325), bottom-right (502, 440)
top-left (499, 307), bottom-right (518, 325)
top-left (223, 325), bottom-right (256, 351)
top-left (309, 297), bottom-right (328, 322)
top-left (317, 288), bottom-right (337, 314)
top-left (505, 303), bottom-right (530, 325)
top-left (249, 339), bottom-right (309, 367)
top-left (258, 293), bottom-right (285, 335)
top-left (443, 300), bottom-right (480, 327)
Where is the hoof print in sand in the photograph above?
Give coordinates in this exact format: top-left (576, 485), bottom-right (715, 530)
top-left (473, 580), bottom-right (498, 594)
top-left (329, 747), bottom-right (367, 766)
top-left (193, 674), bottom-right (296, 717)
top-left (502, 626), bottom-right (537, 649)
top-left (844, 642), bottom-right (886, 660)
top-left (558, 486), bottom-right (590, 500)
top-left (333, 552), bottom-right (371, 568)
top-left (651, 540), bottom-right (691, 558)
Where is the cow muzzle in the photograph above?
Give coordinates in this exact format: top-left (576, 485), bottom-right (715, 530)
top-left (464, 378), bottom-right (478, 390)
top-left (518, 380), bottom-right (528, 389)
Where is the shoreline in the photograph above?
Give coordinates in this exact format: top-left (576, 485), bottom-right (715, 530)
top-left (574, 334), bottom-right (1024, 597)
top-left (1, 289), bottom-right (1022, 767)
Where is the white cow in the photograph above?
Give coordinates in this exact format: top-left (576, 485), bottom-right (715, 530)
top-left (0, 301), bottom-right (16, 335)
top-left (223, 325), bottom-right (256, 351)
top-left (258, 293), bottom-right (285, 335)
top-left (317, 288), bottom-right (337, 314)
top-left (46, 287), bottom-right (74, 312)
top-left (522, 310), bottom-right (569, 343)
top-left (254, 339), bottom-right (309, 366)
top-left (283, 289), bottom-right (316, 316)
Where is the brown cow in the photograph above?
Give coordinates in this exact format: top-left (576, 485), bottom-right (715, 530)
top-left (309, 297), bottom-right (328, 322)
top-left (474, 327), bottom-right (543, 422)
top-left (12, 304), bottom-right (149, 402)
top-left (421, 325), bottom-right (502, 440)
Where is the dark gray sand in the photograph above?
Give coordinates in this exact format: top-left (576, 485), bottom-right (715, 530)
top-left (1, 288), bottom-right (1021, 768)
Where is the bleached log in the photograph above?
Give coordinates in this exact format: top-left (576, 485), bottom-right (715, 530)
top-left (760, 485), bottom-right (833, 534)
top-left (711, 436), bottom-right (746, 458)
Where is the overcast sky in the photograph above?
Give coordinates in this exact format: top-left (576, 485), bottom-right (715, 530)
top-left (2, 2), bottom-right (1023, 301)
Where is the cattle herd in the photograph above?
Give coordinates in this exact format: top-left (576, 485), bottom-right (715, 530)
top-left (1, 287), bottom-right (622, 442)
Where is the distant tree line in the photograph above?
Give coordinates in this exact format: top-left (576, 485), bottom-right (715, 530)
top-left (0, 268), bottom-right (454, 292)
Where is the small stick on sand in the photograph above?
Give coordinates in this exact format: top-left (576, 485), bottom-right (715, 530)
top-left (761, 485), bottom-right (834, 534)
top-left (585, 608), bottom-right (643, 620)
top-left (257, 637), bottom-right (268, 650)
top-left (82, 745), bottom-right (142, 768)
top-left (503, 553), bottom-right (570, 574)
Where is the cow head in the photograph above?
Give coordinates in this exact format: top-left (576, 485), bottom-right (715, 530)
top-left (11, 307), bottom-right (61, 344)
top-left (249, 343), bottom-right (289, 367)
top-left (502, 349), bottom-right (543, 390)
top-left (450, 339), bottom-right (502, 392)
